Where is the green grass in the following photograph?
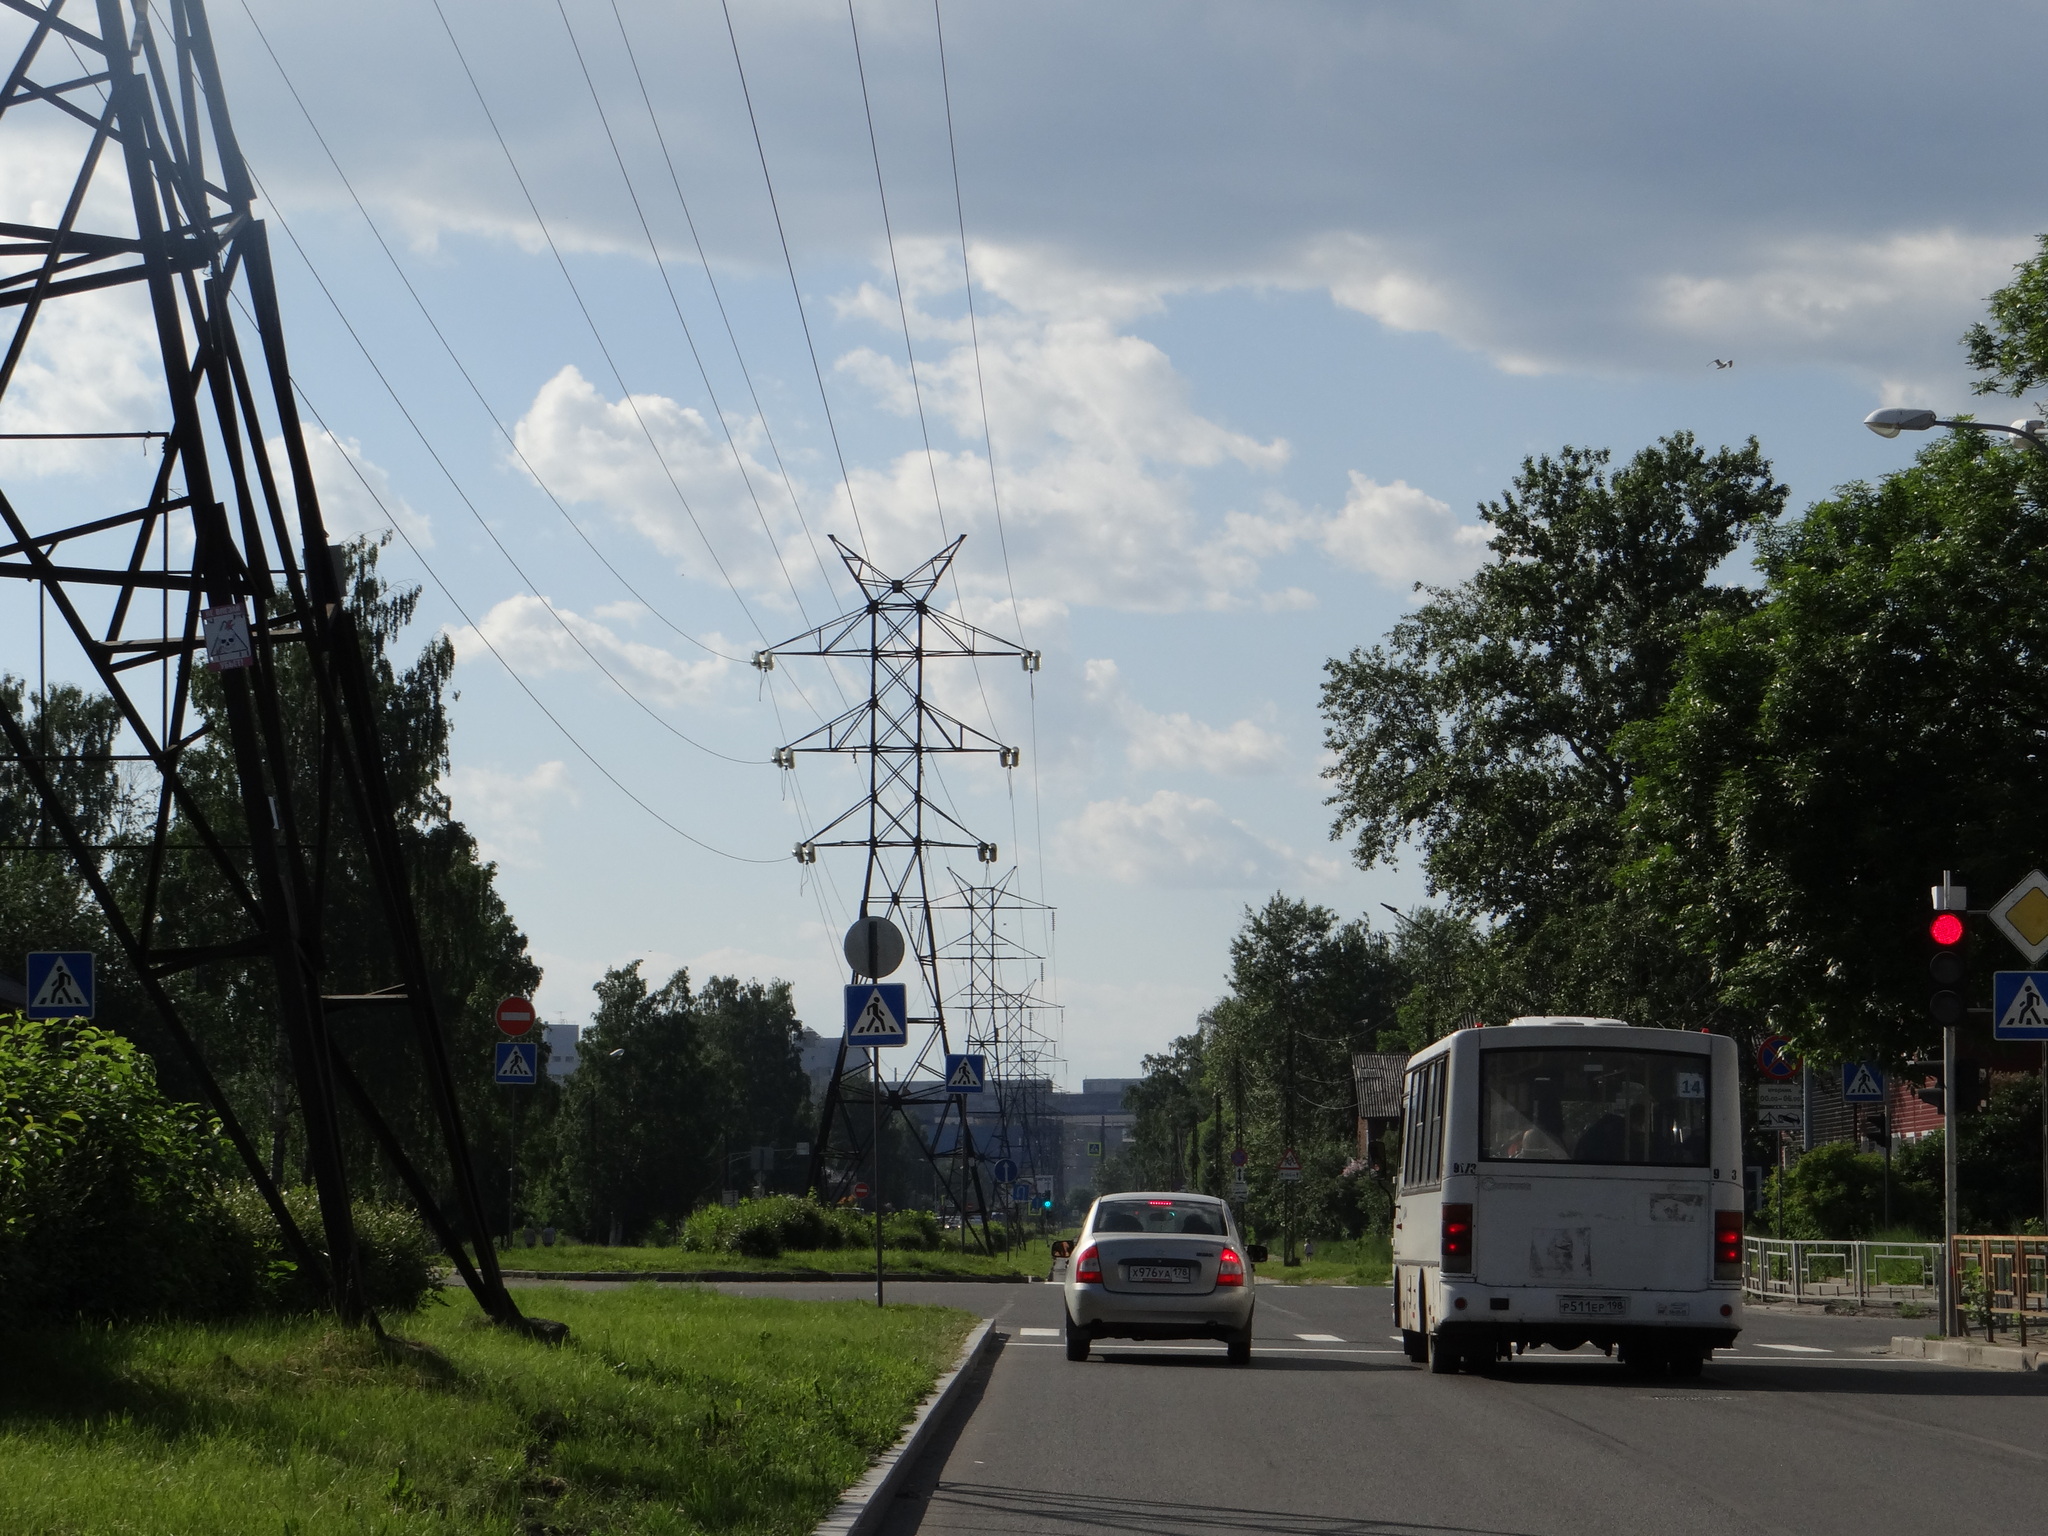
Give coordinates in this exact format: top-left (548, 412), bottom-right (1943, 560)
top-left (0, 1285), bottom-right (975, 1535)
top-left (499, 1237), bottom-right (1053, 1280)
top-left (1265, 1234), bottom-right (1393, 1286)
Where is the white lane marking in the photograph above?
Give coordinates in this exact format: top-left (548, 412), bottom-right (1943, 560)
top-left (1005, 1342), bottom-right (1407, 1355)
top-left (1297, 1333), bottom-right (1345, 1342)
top-left (1388, 1333), bottom-right (1406, 1341)
top-left (1754, 1342), bottom-right (1832, 1353)
top-left (1017, 1327), bottom-right (1060, 1337)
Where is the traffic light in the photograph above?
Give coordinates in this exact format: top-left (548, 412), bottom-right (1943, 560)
top-left (1929, 872), bottom-right (1967, 1026)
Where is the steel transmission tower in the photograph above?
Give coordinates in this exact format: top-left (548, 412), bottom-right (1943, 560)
top-left (940, 869), bottom-right (1061, 1213)
top-left (0, 0), bottom-right (524, 1326)
top-left (757, 536), bottom-right (1035, 1238)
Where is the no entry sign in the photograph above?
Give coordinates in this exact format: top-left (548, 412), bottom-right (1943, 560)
top-left (494, 996), bottom-right (536, 1035)
top-left (853, 1181), bottom-right (871, 1200)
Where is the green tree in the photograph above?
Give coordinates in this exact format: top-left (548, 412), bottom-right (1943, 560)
top-left (1320, 434), bottom-right (1785, 1023)
top-left (1623, 432), bottom-right (2048, 1062)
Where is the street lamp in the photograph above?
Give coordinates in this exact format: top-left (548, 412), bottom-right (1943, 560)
top-left (1864, 407), bottom-right (2048, 449)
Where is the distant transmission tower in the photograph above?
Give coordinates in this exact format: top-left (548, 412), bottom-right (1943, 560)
top-left (940, 870), bottom-right (1062, 1213)
top-left (757, 536), bottom-right (1035, 1241)
top-left (0, 0), bottom-right (524, 1327)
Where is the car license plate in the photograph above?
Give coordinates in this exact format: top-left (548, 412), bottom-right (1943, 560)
top-left (1126, 1264), bottom-right (1193, 1284)
top-left (1557, 1294), bottom-right (1629, 1318)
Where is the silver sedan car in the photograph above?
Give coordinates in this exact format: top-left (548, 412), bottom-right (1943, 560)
top-left (1053, 1193), bottom-right (1267, 1364)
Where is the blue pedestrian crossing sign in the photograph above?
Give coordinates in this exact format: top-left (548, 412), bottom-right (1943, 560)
top-left (843, 983), bottom-right (907, 1045)
top-left (1840, 1061), bottom-right (1885, 1103)
top-left (993, 1158), bottom-right (1018, 1184)
top-left (25, 951), bottom-right (94, 1019)
top-left (1012, 1180), bottom-right (1034, 1202)
top-left (1994, 971), bottom-right (2048, 1039)
top-left (494, 1041), bottom-right (538, 1084)
top-left (945, 1053), bottom-right (986, 1093)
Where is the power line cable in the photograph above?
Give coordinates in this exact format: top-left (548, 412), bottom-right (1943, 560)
top-left (427, 0), bottom-right (781, 649)
top-left (274, 353), bottom-right (781, 864)
top-left (606, 0), bottom-right (845, 609)
top-left (550, 0), bottom-right (815, 627)
top-left (234, 0), bottom-right (749, 672)
top-left (717, 0), bottom-right (869, 556)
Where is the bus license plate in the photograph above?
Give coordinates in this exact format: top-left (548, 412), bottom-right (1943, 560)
top-left (1557, 1295), bottom-right (1629, 1318)
top-left (1126, 1264), bottom-right (1193, 1284)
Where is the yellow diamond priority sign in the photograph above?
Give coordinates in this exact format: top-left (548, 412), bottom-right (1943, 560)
top-left (1990, 870), bottom-right (2048, 965)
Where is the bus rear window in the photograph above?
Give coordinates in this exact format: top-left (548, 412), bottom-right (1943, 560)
top-left (1480, 1048), bottom-right (1708, 1166)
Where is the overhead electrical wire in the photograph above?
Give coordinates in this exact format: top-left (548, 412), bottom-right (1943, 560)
top-left (717, 0), bottom-right (869, 556)
top-left (235, 0), bottom-right (749, 673)
top-left (266, 337), bottom-right (781, 864)
top-left (550, 0), bottom-right (818, 628)
top-left (606, 0), bottom-right (846, 611)
top-left (427, 0), bottom-right (784, 652)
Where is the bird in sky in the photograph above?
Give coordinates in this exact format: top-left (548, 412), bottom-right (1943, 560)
top-left (1713, 358), bottom-right (1734, 369)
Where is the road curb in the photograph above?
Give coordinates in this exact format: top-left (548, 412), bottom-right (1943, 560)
top-left (813, 1318), bottom-right (996, 1536)
top-left (490, 1269), bottom-right (1029, 1284)
top-left (1891, 1334), bottom-right (2048, 1371)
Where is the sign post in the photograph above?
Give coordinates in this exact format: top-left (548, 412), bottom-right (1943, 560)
top-left (492, 996), bottom-right (538, 1246)
top-left (844, 980), bottom-right (906, 1310)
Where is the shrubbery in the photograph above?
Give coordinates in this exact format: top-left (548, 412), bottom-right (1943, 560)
top-left (1, 1014), bottom-right (437, 1319)
top-left (675, 1194), bottom-right (943, 1258)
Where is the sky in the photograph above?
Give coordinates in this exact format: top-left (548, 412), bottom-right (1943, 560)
top-left (5, 0), bottom-right (2047, 1083)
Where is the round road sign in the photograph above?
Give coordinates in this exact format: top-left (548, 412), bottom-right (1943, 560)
top-left (1230, 1146), bottom-right (1248, 1167)
top-left (494, 996), bottom-right (536, 1036)
top-left (1757, 1034), bottom-right (1797, 1079)
top-left (843, 915), bottom-right (906, 978)
top-left (852, 1181), bottom-right (871, 1200)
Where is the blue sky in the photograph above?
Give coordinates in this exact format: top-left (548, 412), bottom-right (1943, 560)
top-left (5, 0), bottom-right (2044, 1080)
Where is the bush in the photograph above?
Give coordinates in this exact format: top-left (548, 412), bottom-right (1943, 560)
top-left (883, 1209), bottom-right (942, 1251)
top-left (0, 1016), bottom-right (260, 1321)
top-left (678, 1195), bottom-right (851, 1258)
top-left (219, 1184), bottom-right (440, 1314)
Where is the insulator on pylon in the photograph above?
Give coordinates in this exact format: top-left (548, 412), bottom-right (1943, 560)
top-left (795, 843), bottom-right (817, 864)
top-left (772, 747), bottom-right (796, 769)
top-left (752, 650), bottom-right (774, 671)
top-left (1020, 650), bottom-right (1042, 673)
top-left (978, 842), bottom-right (999, 863)
top-left (999, 746), bottom-right (1021, 769)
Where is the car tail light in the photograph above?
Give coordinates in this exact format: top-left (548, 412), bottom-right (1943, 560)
top-left (1216, 1247), bottom-right (1245, 1286)
top-left (1441, 1203), bottom-right (1473, 1273)
top-left (1714, 1209), bottom-right (1742, 1280)
top-left (1074, 1244), bottom-right (1102, 1283)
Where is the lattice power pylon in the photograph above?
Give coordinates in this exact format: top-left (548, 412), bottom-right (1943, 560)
top-left (939, 869), bottom-right (1061, 1213)
top-left (0, 0), bottom-right (523, 1326)
top-left (756, 536), bottom-right (1035, 1240)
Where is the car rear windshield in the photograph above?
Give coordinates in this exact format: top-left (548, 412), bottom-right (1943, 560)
top-left (1480, 1047), bottom-right (1709, 1166)
top-left (1092, 1199), bottom-right (1230, 1236)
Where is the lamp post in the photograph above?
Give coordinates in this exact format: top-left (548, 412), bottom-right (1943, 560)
top-left (1863, 407), bottom-right (2048, 448)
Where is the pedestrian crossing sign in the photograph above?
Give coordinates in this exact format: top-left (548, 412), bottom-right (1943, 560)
top-left (25, 951), bottom-right (94, 1019)
top-left (1994, 971), bottom-right (2048, 1039)
top-left (945, 1053), bottom-right (985, 1093)
top-left (1840, 1062), bottom-right (1885, 1103)
top-left (843, 983), bottom-right (907, 1045)
top-left (494, 1040), bottom-right (537, 1084)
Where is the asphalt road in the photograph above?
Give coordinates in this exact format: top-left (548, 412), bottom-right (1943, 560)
top-left (500, 1274), bottom-right (2048, 1533)
top-left (681, 1279), bottom-right (2048, 1536)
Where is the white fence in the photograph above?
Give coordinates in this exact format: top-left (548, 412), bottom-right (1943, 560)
top-left (1743, 1236), bottom-right (1943, 1309)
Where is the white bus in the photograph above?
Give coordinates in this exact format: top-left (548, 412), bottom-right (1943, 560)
top-left (1391, 1016), bottom-right (1743, 1377)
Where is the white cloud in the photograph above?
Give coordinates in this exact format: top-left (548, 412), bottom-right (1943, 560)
top-left (273, 428), bottom-right (432, 547)
top-left (447, 592), bottom-right (734, 709)
top-left (1054, 789), bottom-right (1340, 888)
top-left (1317, 473), bottom-right (1489, 588)
top-left (1082, 658), bottom-right (1283, 776)
top-left (444, 760), bottom-right (575, 867)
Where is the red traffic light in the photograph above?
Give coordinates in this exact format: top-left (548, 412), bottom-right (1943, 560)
top-left (1930, 913), bottom-right (1965, 946)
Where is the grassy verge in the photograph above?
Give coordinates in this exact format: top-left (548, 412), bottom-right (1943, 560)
top-left (1263, 1235), bottom-right (1392, 1286)
top-left (0, 1285), bottom-right (974, 1535)
top-left (500, 1237), bottom-right (1053, 1279)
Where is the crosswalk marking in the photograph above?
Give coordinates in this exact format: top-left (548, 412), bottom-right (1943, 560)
top-left (1755, 1342), bottom-right (1831, 1353)
top-left (1018, 1327), bottom-right (1060, 1337)
top-left (1296, 1333), bottom-right (1345, 1342)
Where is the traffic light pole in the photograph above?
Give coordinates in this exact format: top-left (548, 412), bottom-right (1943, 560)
top-left (1944, 1021), bottom-right (1960, 1335)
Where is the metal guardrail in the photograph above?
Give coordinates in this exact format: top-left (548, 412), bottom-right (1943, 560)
top-left (1743, 1236), bottom-right (1943, 1309)
top-left (1949, 1236), bottom-right (2048, 1344)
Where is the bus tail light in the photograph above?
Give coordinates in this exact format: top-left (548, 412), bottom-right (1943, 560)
top-left (1714, 1209), bottom-right (1742, 1280)
top-left (1074, 1244), bottom-right (1102, 1284)
top-left (1442, 1203), bottom-right (1473, 1272)
top-left (1216, 1247), bottom-right (1245, 1286)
